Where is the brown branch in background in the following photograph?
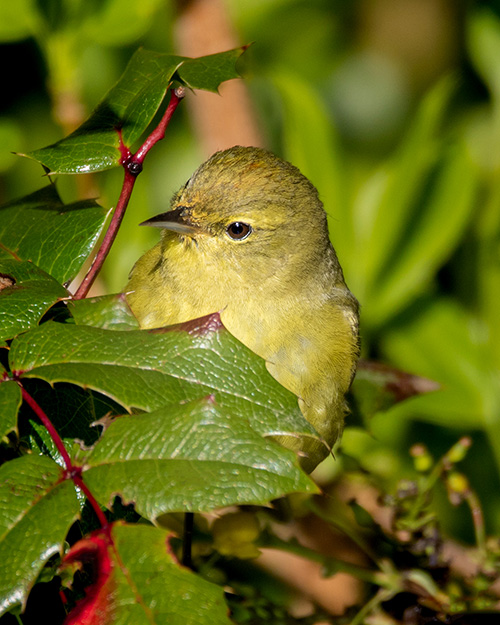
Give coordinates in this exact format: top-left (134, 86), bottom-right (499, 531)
top-left (174, 0), bottom-right (264, 155)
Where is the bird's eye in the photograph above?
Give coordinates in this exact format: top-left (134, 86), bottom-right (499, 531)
top-left (226, 222), bottom-right (252, 240)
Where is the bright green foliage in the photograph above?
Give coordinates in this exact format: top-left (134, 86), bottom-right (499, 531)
top-left (275, 74), bottom-right (478, 332)
top-left (0, 184), bottom-right (108, 283)
top-left (61, 523), bottom-right (233, 625)
top-left (10, 321), bottom-right (318, 439)
top-left (1, 2), bottom-right (500, 622)
top-left (27, 47), bottom-right (246, 174)
top-left (0, 260), bottom-right (68, 341)
top-left (85, 398), bottom-right (316, 518)
top-left (0, 381), bottom-right (21, 439)
top-left (68, 293), bottom-right (140, 330)
top-left (0, 455), bottom-right (80, 613)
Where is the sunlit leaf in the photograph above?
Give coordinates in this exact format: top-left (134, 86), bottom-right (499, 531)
top-left (0, 380), bottom-right (22, 439)
top-left (10, 316), bottom-right (317, 440)
top-left (381, 298), bottom-right (500, 475)
top-left (61, 522), bottom-right (232, 625)
top-left (0, 184), bottom-right (108, 284)
top-left (368, 141), bottom-right (477, 326)
top-left (0, 455), bottom-right (79, 615)
top-left (84, 397), bottom-right (316, 518)
top-left (67, 293), bottom-right (139, 330)
top-left (0, 259), bottom-right (68, 342)
top-left (26, 47), bottom-right (247, 174)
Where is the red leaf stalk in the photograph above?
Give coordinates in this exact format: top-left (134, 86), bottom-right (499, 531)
top-left (73, 87), bottom-right (185, 300)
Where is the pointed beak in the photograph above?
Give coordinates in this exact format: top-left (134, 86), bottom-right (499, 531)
top-left (139, 207), bottom-right (203, 235)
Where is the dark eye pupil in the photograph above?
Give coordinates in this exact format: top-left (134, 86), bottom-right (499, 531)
top-left (227, 222), bottom-right (251, 240)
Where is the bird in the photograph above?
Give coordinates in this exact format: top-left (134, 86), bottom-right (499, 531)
top-left (126, 146), bottom-right (359, 472)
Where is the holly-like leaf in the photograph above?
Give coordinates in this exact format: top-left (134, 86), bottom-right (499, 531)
top-left (10, 317), bottom-right (318, 441)
top-left (0, 455), bottom-right (80, 615)
top-left (0, 380), bottom-right (21, 439)
top-left (0, 260), bottom-right (68, 342)
top-left (84, 397), bottom-right (316, 518)
top-left (0, 184), bottom-right (108, 284)
top-left (61, 522), bottom-right (232, 625)
top-left (176, 46), bottom-right (247, 92)
top-left (26, 47), bottom-right (247, 174)
top-left (67, 293), bottom-right (139, 330)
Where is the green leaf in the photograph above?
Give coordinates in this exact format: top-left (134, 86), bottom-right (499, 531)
top-left (0, 260), bottom-right (68, 342)
top-left (368, 141), bottom-right (477, 326)
top-left (62, 523), bottom-right (232, 625)
top-left (0, 0), bottom-right (38, 41)
top-left (271, 72), bottom-right (352, 268)
top-left (82, 0), bottom-right (164, 46)
top-left (352, 78), bottom-right (455, 312)
top-left (27, 49), bottom-right (181, 173)
top-left (468, 9), bottom-right (500, 101)
top-left (0, 184), bottom-right (108, 284)
top-left (27, 47), bottom-right (247, 174)
top-left (176, 46), bottom-right (247, 93)
top-left (10, 318), bottom-right (317, 441)
top-left (0, 455), bottom-right (80, 615)
top-left (67, 293), bottom-right (139, 330)
top-left (0, 381), bottom-right (21, 439)
top-left (84, 397), bottom-right (316, 517)
top-left (381, 298), bottom-right (500, 477)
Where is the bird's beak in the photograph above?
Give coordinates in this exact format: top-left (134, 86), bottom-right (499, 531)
top-left (139, 207), bottom-right (203, 235)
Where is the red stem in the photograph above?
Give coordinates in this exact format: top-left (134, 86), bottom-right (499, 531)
top-left (21, 386), bottom-right (73, 469)
top-left (134, 86), bottom-right (185, 164)
top-left (74, 475), bottom-right (109, 529)
top-left (73, 169), bottom-right (136, 299)
top-left (73, 86), bottom-right (185, 300)
top-left (20, 383), bottom-right (109, 528)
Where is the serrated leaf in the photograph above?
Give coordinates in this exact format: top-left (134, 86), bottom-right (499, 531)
top-left (0, 380), bottom-right (21, 439)
top-left (27, 47), bottom-right (247, 174)
top-left (67, 293), bottom-right (139, 330)
top-left (62, 523), bottom-right (232, 625)
top-left (176, 46), bottom-right (246, 93)
top-left (0, 184), bottom-right (108, 284)
top-left (10, 318), bottom-right (318, 441)
top-left (84, 397), bottom-right (316, 517)
top-left (0, 455), bottom-right (80, 615)
top-left (27, 49), bottom-right (182, 173)
top-left (0, 259), bottom-right (68, 342)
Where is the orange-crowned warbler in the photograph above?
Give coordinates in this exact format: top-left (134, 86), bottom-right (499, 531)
top-left (126, 146), bottom-right (359, 471)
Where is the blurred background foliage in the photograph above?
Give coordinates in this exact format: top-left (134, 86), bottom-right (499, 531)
top-left (1, 0), bottom-right (500, 544)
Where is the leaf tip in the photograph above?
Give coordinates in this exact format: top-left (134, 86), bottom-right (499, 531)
top-left (151, 312), bottom-right (225, 336)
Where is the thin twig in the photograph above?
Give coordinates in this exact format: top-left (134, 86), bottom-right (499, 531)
top-left (73, 87), bottom-right (185, 299)
top-left (20, 385), bottom-right (73, 469)
top-left (73, 475), bottom-right (109, 529)
top-left (19, 383), bottom-right (109, 529)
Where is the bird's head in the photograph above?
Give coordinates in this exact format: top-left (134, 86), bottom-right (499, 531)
top-left (140, 146), bottom-right (333, 277)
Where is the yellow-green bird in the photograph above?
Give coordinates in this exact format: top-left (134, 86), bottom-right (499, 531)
top-left (126, 146), bottom-right (359, 472)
